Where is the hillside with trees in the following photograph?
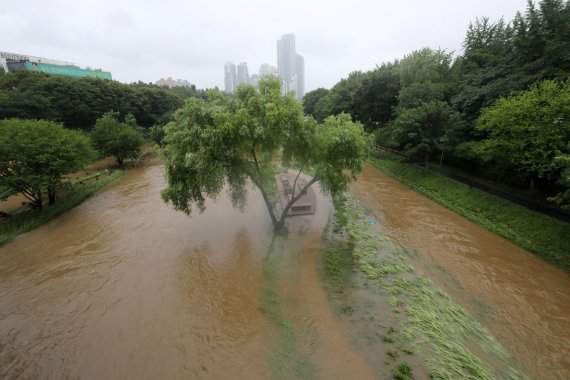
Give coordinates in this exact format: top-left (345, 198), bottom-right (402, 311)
top-left (0, 70), bottom-right (206, 129)
top-left (304, 0), bottom-right (570, 208)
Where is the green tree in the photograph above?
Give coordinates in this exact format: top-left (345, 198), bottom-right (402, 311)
top-left (550, 152), bottom-right (570, 210)
top-left (0, 71), bottom-right (185, 129)
top-left (352, 64), bottom-right (400, 129)
top-left (91, 112), bottom-right (144, 168)
top-left (512, 0), bottom-right (570, 86)
top-left (0, 119), bottom-right (95, 208)
top-left (380, 48), bottom-right (461, 165)
top-left (313, 71), bottom-right (365, 122)
top-left (149, 124), bottom-right (165, 146)
top-left (302, 88), bottom-right (329, 116)
top-left (475, 79), bottom-right (570, 191)
top-left (452, 17), bottom-right (517, 129)
top-left (161, 77), bottom-right (370, 231)
top-left (386, 101), bottom-right (463, 166)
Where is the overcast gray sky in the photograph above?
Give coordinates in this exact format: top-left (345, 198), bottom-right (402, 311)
top-left (1, 0), bottom-right (530, 91)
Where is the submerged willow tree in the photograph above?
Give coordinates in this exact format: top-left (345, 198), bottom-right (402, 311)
top-left (161, 76), bottom-right (370, 231)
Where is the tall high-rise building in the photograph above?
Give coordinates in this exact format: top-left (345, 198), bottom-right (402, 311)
top-left (276, 34), bottom-right (305, 100)
top-left (224, 62), bottom-right (237, 93)
top-left (295, 54), bottom-right (305, 101)
top-left (277, 34), bottom-right (296, 95)
top-left (258, 63), bottom-right (278, 77)
top-left (236, 62), bottom-right (249, 87)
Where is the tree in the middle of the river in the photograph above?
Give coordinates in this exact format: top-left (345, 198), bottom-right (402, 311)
top-left (161, 76), bottom-right (370, 231)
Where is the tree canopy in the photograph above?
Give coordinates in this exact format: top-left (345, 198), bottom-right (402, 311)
top-left (161, 76), bottom-right (370, 230)
top-left (310, 0), bottom-right (569, 203)
top-left (377, 48), bottom-right (463, 165)
top-left (0, 70), bottom-right (193, 129)
top-left (475, 79), bottom-right (570, 190)
top-left (0, 119), bottom-right (95, 208)
top-left (91, 112), bottom-right (144, 168)
top-left (302, 88), bottom-right (329, 117)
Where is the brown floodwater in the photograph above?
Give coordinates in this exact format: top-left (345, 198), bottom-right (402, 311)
top-left (0, 160), bottom-right (377, 379)
top-left (351, 164), bottom-right (570, 379)
top-left (3, 159), bottom-right (569, 379)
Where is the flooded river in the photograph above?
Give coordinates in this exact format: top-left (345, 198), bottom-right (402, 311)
top-left (0, 160), bottom-right (377, 379)
top-left (351, 164), bottom-right (570, 380)
top-left (1, 160), bottom-right (569, 379)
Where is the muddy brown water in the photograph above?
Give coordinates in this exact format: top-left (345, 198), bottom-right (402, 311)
top-left (0, 161), bottom-right (378, 379)
top-left (351, 164), bottom-right (570, 380)
top-left (2, 160), bottom-right (569, 379)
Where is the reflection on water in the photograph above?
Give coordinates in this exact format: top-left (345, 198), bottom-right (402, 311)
top-left (351, 164), bottom-right (570, 380)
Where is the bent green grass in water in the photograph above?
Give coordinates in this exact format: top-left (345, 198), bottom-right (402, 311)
top-left (342, 197), bottom-right (529, 379)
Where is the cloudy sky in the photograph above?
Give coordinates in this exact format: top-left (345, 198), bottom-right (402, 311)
top-left (1, 0), bottom-right (530, 91)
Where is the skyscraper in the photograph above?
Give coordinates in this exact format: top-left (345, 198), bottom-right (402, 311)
top-left (236, 62), bottom-right (250, 87)
top-left (224, 62), bottom-right (237, 93)
top-left (295, 54), bottom-right (305, 101)
top-left (258, 63), bottom-right (278, 78)
top-left (277, 34), bottom-right (305, 100)
top-left (277, 34), bottom-right (296, 94)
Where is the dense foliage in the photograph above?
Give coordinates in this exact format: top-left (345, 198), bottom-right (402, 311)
top-left (0, 70), bottom-right (190, 129)
top-left (475, 80), bottom-right (570, 192)
top-left (91, 112), bottom-right (144, 167)
top-left (305, 0), bottom-right (570, 205)
top-left (0, 119), bottom-right (95, 208)
top-left (162, 76), bottom-right (370, 230)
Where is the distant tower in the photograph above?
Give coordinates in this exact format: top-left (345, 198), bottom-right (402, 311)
top-left (277, 34), bottom-right (305, 100)
top-left (258, 63), bottom-right (278, 78)
top-left (295, 54), bottom-right (305, 100)
top-left (277, 34), bottom-right (296, 95)
top-left (224, 62), bottom-right (237, 93)
top-left (236, 62), bottom-right (250, 87)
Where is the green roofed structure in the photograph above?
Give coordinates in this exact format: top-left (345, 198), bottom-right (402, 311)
top-left (0, 51), bottom-right (112, 80)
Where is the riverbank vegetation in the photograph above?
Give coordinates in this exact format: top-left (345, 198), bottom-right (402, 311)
top-left (91, 112), bottom-right (145, 168)
top-left (0, 119), bottom-right (96, 209)
top-left (304, 0), bottom-right (570, 211)
top-left (323, 196), bottom-right (529, 379)
top-left (0, 61), bottom-right (178, 241)
top-left (0, 112), bottom-right (148, 242)
top-left (0, 169), bottom-right (124, 246)
top-left (370, 152), bottom-right (570, 273)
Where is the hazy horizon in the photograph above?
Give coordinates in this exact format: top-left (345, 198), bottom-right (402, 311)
top-left (1, 0), bottom-right (531, 91)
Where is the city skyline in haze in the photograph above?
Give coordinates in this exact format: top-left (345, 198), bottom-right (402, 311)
top-left (1, 0), bottom-right (531, 91)
top-left (225, 34), bottom-right (305, 100)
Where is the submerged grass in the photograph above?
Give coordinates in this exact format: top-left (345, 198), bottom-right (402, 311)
top-left (322, 200), bottom-right (422, 377)
top-left (341, 197), bottom-right (529, 379)
top-left (0, 170), bottom-right (125, 246)
top-left (370, 152), bottom-right (570, 273)
top-left (260, 236), bottom-right (315, 380)
top-left (393, 361), bottom-right (414, 380)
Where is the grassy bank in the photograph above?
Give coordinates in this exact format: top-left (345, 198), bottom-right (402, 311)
top-left (370, 152), bottom-right (570, 273)
top-left (0, 170), bottom-right (125, 246)
top-left (326, 196), bottom-right (528, 379)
